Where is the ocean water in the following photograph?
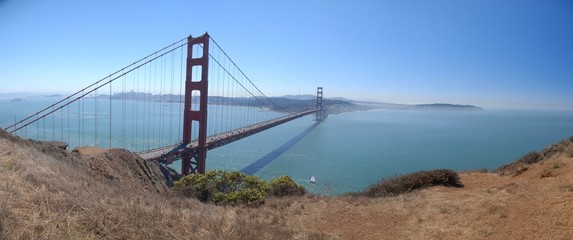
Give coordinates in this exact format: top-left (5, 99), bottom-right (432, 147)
top-left (2, 97), bottom-right (573, 195)
top-left (208, 108), bottom-right (573, 195)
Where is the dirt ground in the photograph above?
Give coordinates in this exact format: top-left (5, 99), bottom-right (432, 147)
top-left (288, 153), bottom-right (573, 239)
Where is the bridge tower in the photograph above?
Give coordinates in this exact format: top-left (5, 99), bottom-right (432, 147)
top-left (316, 87), bottom-right (325, 121)
top-left (181, 33), bottom-right (210, 175)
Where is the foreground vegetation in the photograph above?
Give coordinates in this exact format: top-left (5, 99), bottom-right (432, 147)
top-left (0, 130), bottom-right (318, 239)
top-left (353, 169), bottom-right (462, 198)
top-left (495, 136), bottom-right (573, 176)
top-left (173, 171), bottom-right (305, 206)
top-left (1, 129), bottom-right (573, 239)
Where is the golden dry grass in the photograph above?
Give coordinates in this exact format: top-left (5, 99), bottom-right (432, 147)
top-left (2, 129), bottom-right (573, 239)
top-left (0, 132), bottom-right (327, 239)
top-left (288, 152), bottom-right (573, 239)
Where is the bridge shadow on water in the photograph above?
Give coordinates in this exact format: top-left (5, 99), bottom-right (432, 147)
top-left (240, 121), bottom-right (322, 175)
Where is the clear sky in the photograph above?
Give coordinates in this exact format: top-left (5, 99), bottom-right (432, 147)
top-left (1, 0), bottom-right (572, 108)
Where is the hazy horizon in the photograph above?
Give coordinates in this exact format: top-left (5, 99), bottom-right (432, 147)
top-left (1, 1), bottom-right (572, 110)
top-left (1, 90), bottom-right (572, 111)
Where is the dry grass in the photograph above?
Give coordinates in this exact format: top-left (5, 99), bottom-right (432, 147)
top-left (496, 152), bottom-right (542, 176)
top-left (0, 131), bottom-right (327, 239)
top-left (3, 130), bottom-right (573, 239)
top-left (496, 136), bottom-right (573, 177)
top-left (540, 168), bottom-right (553, 178)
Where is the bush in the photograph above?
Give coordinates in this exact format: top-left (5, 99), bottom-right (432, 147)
top-left (358, 169), bottom-right (462, 198)
top-left (495, 151), bottom-right (542, 176)
top-left (269, 176), bottom-right (306, 197)
top-left (173, 170), bottom-right (270, 206)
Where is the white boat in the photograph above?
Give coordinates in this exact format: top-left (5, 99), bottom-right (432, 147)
top-left (310, 176), bottom-right (316, 183)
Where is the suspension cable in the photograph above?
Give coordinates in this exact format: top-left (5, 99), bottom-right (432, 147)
top-left (208, 36), bottom-right (287, 112)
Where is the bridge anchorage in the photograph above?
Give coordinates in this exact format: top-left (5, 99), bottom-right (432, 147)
top-left (5, 32), bottom-right (325, 175)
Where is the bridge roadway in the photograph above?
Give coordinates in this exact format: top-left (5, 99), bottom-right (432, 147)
top-left (138, 109), bottom-right (320, 162)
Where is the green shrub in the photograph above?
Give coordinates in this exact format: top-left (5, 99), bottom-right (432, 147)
top-left (173, 170), bottom-right (270, 206)
top-left (172, 171), bottom-right (209, 201)
top-left (357, 169), bottom-right (462, 198)
top-left (269, 176), bottom-right (306, 197)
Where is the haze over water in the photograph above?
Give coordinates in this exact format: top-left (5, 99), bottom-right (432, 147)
top-left (2, 97), bottom-right (573, 195)
top-left (208, 107), bottom-right (573, 195)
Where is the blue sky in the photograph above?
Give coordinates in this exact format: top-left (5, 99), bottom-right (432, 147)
top-left (1, 0), bottom-right (572, 108)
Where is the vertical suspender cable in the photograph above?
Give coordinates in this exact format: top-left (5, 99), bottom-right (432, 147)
top-left (95, 83), bottom-right (99, 146)
top-left (148, 60), bottom-right (153, 149)
top-left (135, 67), bottom-right (139, 151)
top-left (81, 90), bottom-right (84, 146)
top-left (159, 52), bottom-right (163, 148)
top-left (178, 46), bottom-right (183, 142)
top-left (36, 114), bottom-right (39, 140)
top-left (67, 98), bottom-right (70, 145)
top-left (169, 49), bottom-right (174, 144)
top-left (160, 52), bottom-right (166, 148)
top-left (143, 63), bottom-right (147, 149)
top-left (152, 57), bottom-right (157, 148)
top-left (122, 74), bottom-right (126, 149)
top-left (60, 106), bottom-right (63, 141)
top-left (109, 80), bottom-right (112, 148)
top-left (226, 56), bottom-right (230, 132)
top-left (52, 106), bottom-right (55, 140)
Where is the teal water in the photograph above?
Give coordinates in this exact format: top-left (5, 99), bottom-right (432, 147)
top-left (2, 97), bottom-right (573, 195)
top-left (207, 109), bottom-right (573, 195)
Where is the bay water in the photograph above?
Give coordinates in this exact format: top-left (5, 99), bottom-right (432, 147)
top-left (209, 108), bottom-right (573, 195)
top-left (2, 97), bottom-right (573, 195)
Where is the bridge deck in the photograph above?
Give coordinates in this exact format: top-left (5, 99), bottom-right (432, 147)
top-left (138, 109), bottom-right (319, 161)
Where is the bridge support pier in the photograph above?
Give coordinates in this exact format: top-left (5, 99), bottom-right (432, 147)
top-left (181, 33), bottom-right (210, 175)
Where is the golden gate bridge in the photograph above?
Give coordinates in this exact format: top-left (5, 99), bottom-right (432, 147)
top-left (4, 33), bottom-right (325, 174)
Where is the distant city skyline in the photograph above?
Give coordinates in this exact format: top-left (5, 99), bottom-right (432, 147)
top-left (1, 0), bottom-right (572, 109)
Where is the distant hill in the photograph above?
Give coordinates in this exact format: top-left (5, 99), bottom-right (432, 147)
top-left (108, 93), bottom-right (484, 113)
top-left (413, 103), bottom-right (484, 111)
top-left (0, 92), bottom-right (64, 98)
top-left (43, 94), bottom-right (63, 98)
top-left (339, 100), bottom-right (483, 111)
top-left (329, 97), bottom-right (352, 101)
top-left (280, 94), bottom-right (315, 100)
top-left (5, 91), bottom-right (482, 113)
top-left (101, 92), bottom-right (369, 114)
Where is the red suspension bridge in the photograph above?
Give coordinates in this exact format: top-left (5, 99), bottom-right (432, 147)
top-left (4, 33), bottom-right (325, 175)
